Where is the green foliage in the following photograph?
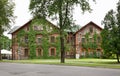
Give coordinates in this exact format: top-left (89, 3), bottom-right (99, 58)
top-left (101, 1), bottom-right (120, 62)
top-left (17, 18), bottom-right (60, 59)
top-left (0, 0), bottom-right (14, 60)
top-left (29, 0), bottom-right (95, 63)
top-left (0, 35), bottom-right (11, 50)
top-left (0, 0), bottom-right (15, 32)
top-left (82, 32), bottom-right (99, 58)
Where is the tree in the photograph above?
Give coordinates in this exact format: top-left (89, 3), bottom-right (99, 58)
top-left (1, 35), bottom-right (11, 50)
top-left (0, 0), bottom-right (14, 60)
top-left (101, 1), bottom-right (120, 63)
top-left (29, 0), bottom-right (95, 63)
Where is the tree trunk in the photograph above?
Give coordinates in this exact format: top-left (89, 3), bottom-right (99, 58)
top-left (0, 35), bottom-right (2, 60)
top-left (58, 0), bottom-right (65, 63)
top-left (116, 53), bottom-right (120, 63)
top-left (60, 35), bottom-right (65, 63)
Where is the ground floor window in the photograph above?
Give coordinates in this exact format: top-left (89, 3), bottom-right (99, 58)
top-left (96, 49), bottom-right (101, 57)
top-left (37, 48), bottom-right (43, 56)
top-left (49, 48), bottom-right (56, 56)
top-left (24, 49), bottom-right (29, 57)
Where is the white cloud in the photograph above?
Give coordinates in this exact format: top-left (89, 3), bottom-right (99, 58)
top-left (4, 0), bottom-right (119, 38)
top-left (73, 0), bottom-right (119, 27)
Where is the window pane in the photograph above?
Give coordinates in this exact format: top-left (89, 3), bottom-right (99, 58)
top-left (37, 37), bottom-right (42, 44)
top-left (34, 26), bottom-right (38, 30)
top-left (24, 49), bottom-right (28, 57)
top-left (25, 36), bottom-right (28, 43)
top-left (38, 49), bottom-right (42, 56)
top-left (51, 48), bottom-right (55, 56)
top-left (82, 38), bottom-right (85, 43)
top-left (89, 27), bottom-right (93, 33)
top-left (50, 36), bottom-right (55, 43)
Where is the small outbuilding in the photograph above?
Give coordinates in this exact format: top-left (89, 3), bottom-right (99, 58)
top-left (1, 49), bottom-right (12, 59)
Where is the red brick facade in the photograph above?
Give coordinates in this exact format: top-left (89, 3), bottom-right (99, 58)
top-left (75, 21), bottom-right (102, 58)
top-left (9, 20), bottom-right (102, 59)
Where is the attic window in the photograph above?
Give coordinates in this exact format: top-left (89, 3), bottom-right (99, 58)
top-left (89, 27), bottom-right (93, 33)
top-left (34, 26), bottom-right (38, 30)
top-left (26, 27), bottom-right (29, 31)
top-left (34, 25), bottom-right (43, 31)
top-left (38, 26), bottom-right (43, 31)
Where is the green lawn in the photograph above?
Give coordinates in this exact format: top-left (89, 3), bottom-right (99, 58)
top-left (1, 59), bottom-right (120, 69)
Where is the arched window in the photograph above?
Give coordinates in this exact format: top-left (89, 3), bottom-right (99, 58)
top-left (24, 49), bottom-right (29, 57)
top-left (37, 48), bottom-right (43, 56)
top-left (49, 48), bottom-right (56, 56)
top-left (50, 36), bottom-right (55, 43)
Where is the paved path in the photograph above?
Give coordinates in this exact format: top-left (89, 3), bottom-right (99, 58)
top-left (0, 63), bottom-right (120, 76)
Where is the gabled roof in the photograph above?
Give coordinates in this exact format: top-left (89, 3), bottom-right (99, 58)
top-left (8, 26), bottom-right (21, 34)
top-left (8, 20), bottom-right (32, 34)
top-left (9, 19), bottom-right (59, 34)
top-left (75, 21), bottom-right (103, 35)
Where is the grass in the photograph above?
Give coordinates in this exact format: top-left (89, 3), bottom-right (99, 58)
top-left (0, 58), bottom-right (120, 69)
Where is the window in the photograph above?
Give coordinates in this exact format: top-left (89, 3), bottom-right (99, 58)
top-left (89, 27), bottom-right (93, 33)
top-left (24, 36), bottom-right (28, 43)
top-left (38, 26), bottom-right (43, 31)
top-left (78, 35), bottom-right (81, 42)
top-left (50, 36), bottom-right (55, 43)
top-left (34, 25), bottom-right (43, 31)
top-left (34, 26), bottom-right (38, 30)
top-left (26, 26), bottom-right (29, 31)
top-left (37, 48), bottom-right (42, 56)
top-left (81, 51), bottom-right (85, 56)
top-left (89, 38), bottom-right (92, 42)
top-left (37, 37), bottom-right (42, 44)
top-left (96, 49), bottom-right (101, 57)
top-left (50, 48), bottom-right (56, 56)
top-left (97, 36), bottom-right (101, 43)
top-left (24, 49), bottom-right (28, 57)
top-left (82, 38), bottom-right (85, 43)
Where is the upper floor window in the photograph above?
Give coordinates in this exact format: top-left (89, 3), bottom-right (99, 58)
top-left (89, 27), bottom-right (93, 33)
top-left (78, 35), bottom-right (81, 42)
top-left (26, 26), bottom-right (29, 31)
top-left (97, 36), bottom-right (101, 43)
top-left (82, 38), bottom-right (85, 43)
top-left (34, 25), bottom-right (43, 31)
top-left (46, 26), bottom-right (52, 32)
top-left (89, 38), bottom-right (92, 42)
top-left (24, 36), bottom-right (28, 43)
top-left (34, 26), bottom-right (38, 30)
top-left (37, 37), bottom-right (42, 44)
top-left (50, 36), bottom-right (55, 43)
top-left (38, 26), bottom-right (43, 31)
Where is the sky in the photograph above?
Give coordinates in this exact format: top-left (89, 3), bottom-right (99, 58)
top-left (4, 0), bottom-right (119, 38)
